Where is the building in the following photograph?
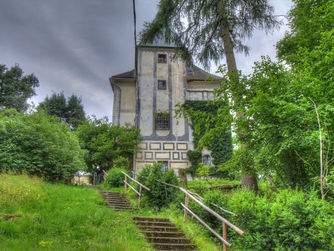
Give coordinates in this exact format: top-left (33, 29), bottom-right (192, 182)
top-left (109, 33), bottom-right (221, 175)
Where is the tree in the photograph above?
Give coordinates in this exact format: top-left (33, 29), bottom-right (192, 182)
top-left (76, 117), bottom-right (141, 174)
top-left (141, 0), bottom-right (279, 72)
top-left (0, 109), bottom-right (85, 182)
top-left (141, 0), bottom-right (279, 190)
top-left (276, 0), bottom-right (333, 67)
top-left (216, 22), bottom-right (334, 192)
top-left (39, 92), bottom-right (86, 129)
top-left (0, 64), bottom-right (39, 111)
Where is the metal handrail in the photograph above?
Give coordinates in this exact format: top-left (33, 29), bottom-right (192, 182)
top-left (121, 171), bottom-right (150, 191)
top-left (121, 171), bottom-right (150, 206)
top-left (181, 203), bottom-right (231, 247)
top-left (157, 179), bottom-right (237, 217)
top-left (188, 190), bottom-right (237, 217)
top-left (156, 179), bottom-right (244, 250)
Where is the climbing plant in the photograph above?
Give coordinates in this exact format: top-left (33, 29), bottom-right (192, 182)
top-left (181, 100), bottom-right (232, 175)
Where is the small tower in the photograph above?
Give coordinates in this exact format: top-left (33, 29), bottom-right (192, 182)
top-left (110, 33), bottom-right (221, 175)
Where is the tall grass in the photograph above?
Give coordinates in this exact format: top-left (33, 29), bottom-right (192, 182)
top-left (0, 174), bottom-right (153, 251)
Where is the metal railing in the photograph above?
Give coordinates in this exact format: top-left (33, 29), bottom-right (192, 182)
top-left (156, 179), bottom-right (245, 250)
top-left (121, 171), bottom-right (151, 206)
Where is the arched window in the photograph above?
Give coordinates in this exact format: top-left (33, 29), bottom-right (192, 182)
top-left (202, 155), bottom-right (211, 165)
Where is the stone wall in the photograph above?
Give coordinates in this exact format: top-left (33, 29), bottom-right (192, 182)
top-left (134, 140), bottom-right (190, 175)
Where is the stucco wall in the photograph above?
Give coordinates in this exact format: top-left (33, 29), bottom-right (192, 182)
top-left (119, 81), bottom-right (136, 126)
top-left (137, 48), bottom-right (189, 141)
top-left (111, 46), bottom-right (220, 175)
top-left (134, 140), bottom-right (190, 175)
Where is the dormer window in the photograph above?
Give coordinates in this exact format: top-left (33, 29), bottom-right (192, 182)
top-left (158, 80), bottom-right (167, 90)
top-left (158, 54), bottom-right (167, 63)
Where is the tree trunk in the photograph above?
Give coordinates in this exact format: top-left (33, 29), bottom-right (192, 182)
top-left (242, 173), bottom-right (258, 193)
top-left (217, 0), bottom-right (238, 75)
top-left (218, 1), bottom-right (258, 191)
top-left (178, 169), bottom-right (188, 187)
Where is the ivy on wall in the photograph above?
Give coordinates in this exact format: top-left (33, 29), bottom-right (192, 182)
top-left (182, 100), bottom-right (232, 175)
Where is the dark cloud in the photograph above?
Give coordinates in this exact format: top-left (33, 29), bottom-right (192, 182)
top-left (0, 0), bottom-right (290, 119)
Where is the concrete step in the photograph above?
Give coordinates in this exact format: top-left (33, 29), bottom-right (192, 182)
top-left (135, 221), bottom-right (176, 227)
top-left (105, 199), bottom-right (130, 202)
top-left (147, 237), bottom-right (191, 244)
top-left (108, 204), bottom-right (132, 208)
top-left (138, 225), bottom-right (179, 232)
top-left (133, 217), bottom-right (171, 223)
top-left (153, 243), bottom-right (196, 250)
top-left (101, 195), bottom-right (124, 198)
top-left (141, 231), bottom-right (185, 238)
top-left (100, 191), bottom-right (132, 211)
top-left (106, 200), bottom-right (131, 204)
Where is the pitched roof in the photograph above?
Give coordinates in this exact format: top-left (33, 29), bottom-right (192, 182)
top-left (111, 66), bottom-right (221, 82)
top-left (186, 66), bottom-right (221, 81)
top-left (111, 69), bottom-right (136, 80)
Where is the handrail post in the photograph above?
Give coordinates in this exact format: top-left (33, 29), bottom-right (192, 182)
top-left (124, 175), bottom-right (127, 190)
top-left (184, 194), bottom-right (189, 222)
top-left (138, 185), bottom-right (143, 206)
top-left (223, 222), bottom-right (228, 251)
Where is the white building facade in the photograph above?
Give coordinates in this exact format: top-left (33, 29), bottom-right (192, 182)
top-left (110, 36), bottom-right (221, 175)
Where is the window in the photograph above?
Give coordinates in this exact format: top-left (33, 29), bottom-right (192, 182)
top-left (158, 80), bottom-right (167, 90)
top-left (155, 112), bottom-right (170, 130)
top-left (202, 155), bottom-right (211, 165)
top-left (158, 54), bottom-right (167, 63)
top-left (159, 161), bottom-right (169, 172)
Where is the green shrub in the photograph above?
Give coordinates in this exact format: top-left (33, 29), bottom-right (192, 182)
top-left (191, 189), bottom-right (334, 250)
top-left (106, 168), bottom-right (125, 187)
top-left (113, 156), bottom-right (129, 169)
top-left (136, 163), bottom-right (180, 209)
top-left (186, 150), bottom-right (202, 177)
top-left (0, 109), bottom-right (85, 182)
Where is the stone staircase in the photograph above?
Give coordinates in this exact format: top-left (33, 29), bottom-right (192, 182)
top-left (133, 216), bottom-right (197, 251)
top-left (100, 191), bottom-right (132, 211)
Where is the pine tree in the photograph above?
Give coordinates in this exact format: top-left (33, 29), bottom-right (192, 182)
top-left (141, 0), bottom-right (280, 190)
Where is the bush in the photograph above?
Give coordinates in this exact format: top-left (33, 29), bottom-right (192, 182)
top-left (76, 117), bottom-right (141, 174)
top-left (136, 163), bottom-right (180, 209)
top-left (113, 156), bottom-right (129, 170)
top-left (106, 168), bottom-right (125, 187)
top-left (190, 189), bottom-right (334, 250)
top-left (0, 109), bottom-right (85, 182)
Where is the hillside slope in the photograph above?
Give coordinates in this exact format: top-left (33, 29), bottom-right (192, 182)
top-left (0, 174), bottom-right (153, 251)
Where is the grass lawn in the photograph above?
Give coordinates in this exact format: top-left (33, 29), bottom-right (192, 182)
top-left (0, 174), bottom-right (154, 251)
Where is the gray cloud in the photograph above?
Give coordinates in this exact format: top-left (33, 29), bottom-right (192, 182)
top-left (0, 0), bottom-right (291, 119)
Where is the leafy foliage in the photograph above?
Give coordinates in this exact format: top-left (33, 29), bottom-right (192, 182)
top-left (0, 109), bottom-right (85, 182)
top-left (182, 100), bottom-right (232, 175)
top-left (276, 0), bottom-right (334, 67)
top-left (39, 92), bottom-right (86, 129)
top-left (140, 0), bottom-right (279, 69)
top-left (106, 168), bottom-right (126, 188)
top-left (113, 156), bottom-right (130, 170)
top-left (191, 189), bottom-right (334, 250)
top-left (136, 163), bottom-right (180, 209)
top-left (186, 150), bottom-right (202, 177)
top-left (0, 64), bottom-right (39, 111)
top-left (105, 157), bottom-right (129, 188)
top-left (76, 117), bottom-right (141, 174)
top-left (205, 0), bottom-right (334, 191)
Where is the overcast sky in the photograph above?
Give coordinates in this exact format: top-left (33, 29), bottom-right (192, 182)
top-left (0, 0), bottom-right (292, 120)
